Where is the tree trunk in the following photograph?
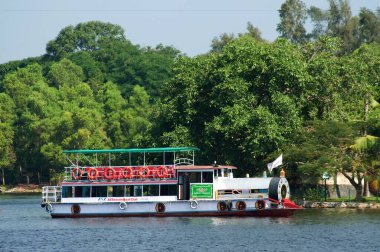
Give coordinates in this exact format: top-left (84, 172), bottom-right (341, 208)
top-left (355, 171), bottom-right (364, 201)
top-left (363, 178), bottom-right (369, 197)
top-left (334, 172), bottom-right (341, 198)
top-left (355, 182), bottom-right (363, 201)
top-left (364, 95), bottom-right (369, 136)
top-left (340, 170), bottom-right (364, 200)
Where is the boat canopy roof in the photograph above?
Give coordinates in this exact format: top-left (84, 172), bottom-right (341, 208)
top-left (63, 147), bottom-right (199, 154)
top-left (175, 165), bottom-right (237, 170)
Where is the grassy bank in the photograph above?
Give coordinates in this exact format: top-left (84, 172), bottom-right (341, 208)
top-left (0, 184), bottom-right (42, 193)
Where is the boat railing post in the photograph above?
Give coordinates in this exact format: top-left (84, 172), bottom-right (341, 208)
top-left (54, 187), bottom-right (57, 202)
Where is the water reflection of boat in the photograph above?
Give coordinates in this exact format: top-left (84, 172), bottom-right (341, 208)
top-left (41, 147), bottom-right (301, 218)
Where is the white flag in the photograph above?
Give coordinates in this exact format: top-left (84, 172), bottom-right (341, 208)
top-left (267, 154), bottom-right (283, 172)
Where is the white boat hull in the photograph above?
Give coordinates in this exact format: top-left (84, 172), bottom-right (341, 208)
top-left (44, 199), bottom-right (298, 218)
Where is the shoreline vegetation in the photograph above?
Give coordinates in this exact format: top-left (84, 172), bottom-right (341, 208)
top-left (300, 201), bottom-right (380, 209)
top-left (0, 184), bottom-right (42, 193)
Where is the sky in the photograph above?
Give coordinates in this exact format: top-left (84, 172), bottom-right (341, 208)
top-left (0, 0), bottom-right (379, 64)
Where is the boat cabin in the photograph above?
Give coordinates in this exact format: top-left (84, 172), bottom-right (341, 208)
top-left (42, 147), bottom-right (287, 204)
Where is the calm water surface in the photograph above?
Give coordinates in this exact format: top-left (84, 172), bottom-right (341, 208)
top-left (1, 194), bottom-right (380, 252)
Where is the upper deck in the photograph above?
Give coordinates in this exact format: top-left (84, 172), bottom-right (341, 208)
top-left (63, 147), bottom-right (200, 183)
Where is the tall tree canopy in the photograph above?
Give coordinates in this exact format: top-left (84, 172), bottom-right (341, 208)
top-left (46, 21), bottom-right (127, 59)
top-left (157, 36), bottom-right (308, 174)
top-left (277, 0), bottom-right (308, 43)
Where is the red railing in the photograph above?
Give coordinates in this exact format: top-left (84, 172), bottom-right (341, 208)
top-left (67, 165), bottom-right (176, 181)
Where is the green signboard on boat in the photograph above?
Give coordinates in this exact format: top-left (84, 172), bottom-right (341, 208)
top-left (190, 184), bottom-right (213, 198)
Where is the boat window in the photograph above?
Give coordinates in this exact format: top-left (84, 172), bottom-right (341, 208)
top-left (202, 172), bottom-right (213, 183)
top-left (107, 186), bottom-right (113, 197)
top-left (160, 185), bottom-right (177, 196)
top-left (62, 186), bottom-right (73, 198)
top-left (112, 186), bottom-right (125, 197)
top-left (82, 186), bottom-right (91, 197)
top-left (72, 186), bottom-right (90, 197)
top-left (91, 186), bottom-right (107, 197)
top-left (125, 185), bottom-right (134, 196)
top-left (189, 172), bottom-right (201, 183)
top-left (218, 189), bottom-right (242, 195)
top-left (134, 185), bottom-right (142, 197)
top-left (74, 187), bottom-right (82, 197)
top-left (250, 189), bottom-right (268, 194)
top-left (143, 185), bottom-right (159, 196)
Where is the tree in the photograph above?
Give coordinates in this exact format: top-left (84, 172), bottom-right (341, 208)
top-left (125, 85), bottom-right (153, 147)
top-left (159, 36), bottom-right (307, 174)
top-left (240, 22), bottom-right (264, 42)
top-left (0, 93), bottom-right (16, 185)
top-left (285, 121), bottom-right (368, 200)
top-left (2, 63), bottom-right (63, 183)
top-left (46, 21), bottom-right (127, 59)
top-left (277, 0), bottom-right (308, 44)
top-left (48, 58), bottom-right (84, 88)
top-left (308, 6), bottom-right (329, 39)
top-left (308, 0), bottom-right (360, 53)
top-left (210, 33), bottom-right (235, 53)
top-left (301, 37), bottom-right (348, 120)
top-left (358, 8), bottom-right (380, 44)
top-left (210, 22), bottom-right (264, 53)
top-left (97, 81), bottom-right (129, 147)
top-left (69, 51), bottom-right (104, 86)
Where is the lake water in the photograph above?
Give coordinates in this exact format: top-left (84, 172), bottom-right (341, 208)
top-left (1, 194), bottom-right (380, 252)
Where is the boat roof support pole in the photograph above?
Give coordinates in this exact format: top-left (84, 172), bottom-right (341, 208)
top-left (65, 155), bottom-right (76, 166)
top-left (144, 151), bottom-right (146, 166)
top-left (108, 153), bottom-right (111, 166)
top-left (96, 153), bottom-right (98, 166)
top-left (129, 153), bottom-right (131, 166)
top-left (163, 152), bottom-right (165, 165)
top-left (83, 155), bottom-right (95, 167)
top-left (173, 151), bottom-right (176, 166)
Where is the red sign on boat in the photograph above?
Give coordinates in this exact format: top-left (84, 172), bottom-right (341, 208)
top-left (70, 165), bottom-right (175, 180)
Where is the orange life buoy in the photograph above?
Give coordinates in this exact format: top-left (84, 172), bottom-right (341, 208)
top-left (156, 166), bottom-right (168, 178)
top-left (155, 202), bottom-right (165, 213)
top-left (87, 168), bottom-right (99, 180)
top-left (236, 201), bottom-right (246, 211)
top-left (122, 167), bottom-right (133, 179)
top-left (255, 200), bottom-right (266, 210)
top-left (217, 201), bottom-right (227, 211)
top-left (71, 204), bottom-right (81, 214)
top-left (104, 167), bottom-right (116, 180)
top-left (72, 167), bottom-right (83, 180)
top-left (139, 167), bottom-right (150, 179)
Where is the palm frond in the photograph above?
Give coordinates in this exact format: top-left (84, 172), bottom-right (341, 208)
top-left (350, 135), bottom-right (379, 153)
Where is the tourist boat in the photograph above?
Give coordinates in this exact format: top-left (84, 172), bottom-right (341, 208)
top-left (41, 147), bottom-right (301, 218)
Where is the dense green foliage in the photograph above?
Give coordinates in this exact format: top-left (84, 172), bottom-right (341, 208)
top-left (0, 2), bottom-right (379, 200)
